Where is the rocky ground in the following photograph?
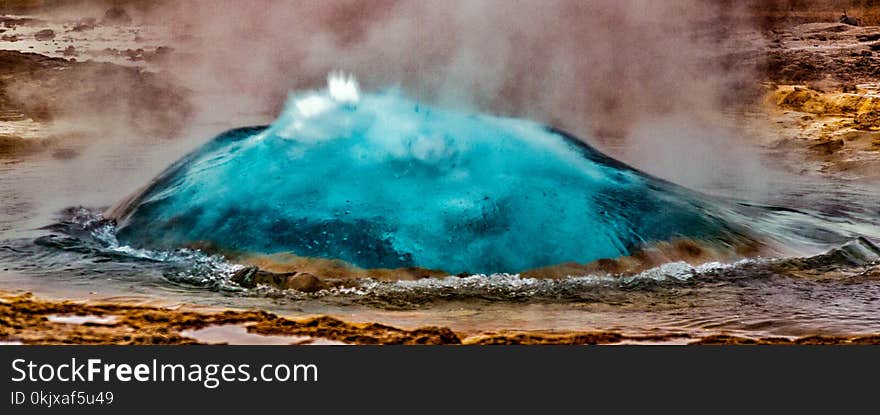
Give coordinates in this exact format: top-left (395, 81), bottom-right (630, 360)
top-left (4, 290), bottom-right (879, 345)
top-left (758, 21), bottom-right (880, 178)
top-left (0, 10), bottom-right (188, 160)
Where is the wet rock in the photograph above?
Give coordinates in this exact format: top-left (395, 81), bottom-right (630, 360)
top-left (809, 139), bottom-right (844, 155)
top-left (0, 135), bottom-right (43, 157)
top-left (71, 18), bottom-right (96, 32)
top-left (250, 315), bottom-right (462, 345)
top-left (0, 50), bottom-right (192, 137)
top-left (144, 46), bottom-right (173, 62)
top-left (230, 266), bottom-right (326, 292)
top-left (762, 51), bottom-right (825, 84)
top-left (102, 6), bottom-right (132, 25)
top-left (284, 273), bottom-right (323, 292)
top-left (0, 17), bottom-right (37, 29)
top-left (854, 111), bottom-right (880, 131)
top-left (122, 48), bottom-right (144, 61)
top-left (252, 272), bottom-right (327, 293)
top-left (857, 33), bottom-right (880, 42)
top-left (839, 13), bottom-right (859, 26)
top-left (59, 45), bottom-right (76, 57)
top-left (814, 24), bottom-right (852, 33)
top-left (0, 290), bottom-right (466, 345)
top-left (34, 29), bottom-right (55, 41)
top-left (229, 266), bottom-right (258, 288)
top-left (99, 47), bottom-right (119, 56)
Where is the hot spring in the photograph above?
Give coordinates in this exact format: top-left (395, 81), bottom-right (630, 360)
top-left (106, 73), bottom-right (759, 275)
top-left (3, 73), bottom-right (880, 342)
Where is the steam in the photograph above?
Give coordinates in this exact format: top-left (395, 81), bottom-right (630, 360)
top-left (143, 0), bottom-right (770, 194)
top-left (4, 0), bottom-right (777, 211)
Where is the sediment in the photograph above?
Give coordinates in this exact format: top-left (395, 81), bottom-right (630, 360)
top-left (3, 291), bottom-right (879, 345)
top-left (0, 291), bottom-right (460, 345)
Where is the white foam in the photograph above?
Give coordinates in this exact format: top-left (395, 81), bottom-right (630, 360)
top-left (327, 71), bottom-right (360, 103)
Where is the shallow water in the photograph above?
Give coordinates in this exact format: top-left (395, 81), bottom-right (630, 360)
top-left (2, 140), bottom-right (880, 340)
top-left (180, 325), bottom-right (346, 345)
top-left (0, 15), bottom-right (168, 69)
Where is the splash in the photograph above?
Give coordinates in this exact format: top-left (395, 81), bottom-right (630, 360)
top-left (109, 73), bottom-right (753, 275)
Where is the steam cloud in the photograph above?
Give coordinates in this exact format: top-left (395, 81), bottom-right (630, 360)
top-left (6, 0), bottom-right (775, 210)
top-left (146, 0), bottom-right (769, 193)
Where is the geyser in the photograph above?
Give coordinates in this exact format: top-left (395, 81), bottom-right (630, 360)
top-left (110, 73), bottom-right (746, 274)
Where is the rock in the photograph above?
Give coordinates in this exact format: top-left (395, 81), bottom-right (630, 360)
top-left (229, 266), bottom-right (258, 288)
top-left (34, 29), bottom-right (54, 41)
top-left (854, 112), bottom-right (880, 131)
top-left (230, 266), bottom-right (326, 292)
top-left (253, 271), bottom-right (326, 292)
top-left (284, 273), bottom-right (323, 292)
top-left (839, 13), bottom-right (859, 27)
top-left (809, 139), bottom-right (844, 155)
top-left (144, 46), bottom-right (173, 62)
top-left (102, 6), bottom-right (132, 25)
top-left (71, 18), bottom-right (96, 32)
top-left (1, 34), bottom-right (18, 42)
top-left (59, 45), bottom-right (76, 57)
top-left (123, 48), bottom-right (144, 61)
top-left (857, 33), bottom-right (880, 42)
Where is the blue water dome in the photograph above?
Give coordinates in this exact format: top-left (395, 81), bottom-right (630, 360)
top-left (110, 73), bottom-right (746, 275)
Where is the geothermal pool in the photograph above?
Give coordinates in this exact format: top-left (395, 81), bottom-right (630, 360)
top-left (2, 75), bottom-right (880, 340)
top-left (109, 74), bottom-right (757, 275)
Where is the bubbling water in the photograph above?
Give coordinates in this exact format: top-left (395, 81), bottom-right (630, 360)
top-left (109, 73), bottom-right (758, 275)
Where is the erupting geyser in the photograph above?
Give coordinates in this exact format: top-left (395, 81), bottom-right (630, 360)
top-left (109, 73), bottom-right (748, 275)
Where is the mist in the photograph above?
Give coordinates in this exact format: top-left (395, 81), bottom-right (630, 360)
top-left (5, 0), bottom-right (776, 208)
top-left (137, 0), bottom-right (771, 194)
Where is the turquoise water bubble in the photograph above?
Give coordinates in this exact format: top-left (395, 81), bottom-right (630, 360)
top-left (113, 74), bottom-right (743, 274)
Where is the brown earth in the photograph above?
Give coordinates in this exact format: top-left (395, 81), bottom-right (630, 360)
top-left (751, 1), bottom-right (880, 28)
top-left (3, 291), bottom-right (880, 345)
top-left (0, 291), bottom-right (460, 345)
top-left (0, 50), bottom-right (191, 143)
top-left (0, 133), bottom-right (47, 156)
top-left (752, 18), bottom-right (880, 178)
